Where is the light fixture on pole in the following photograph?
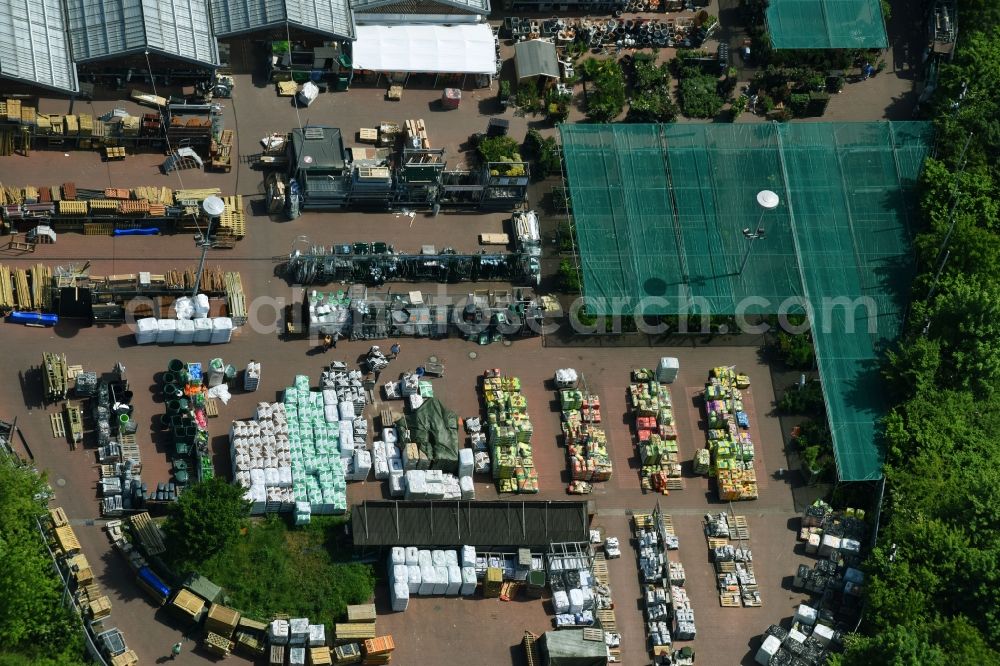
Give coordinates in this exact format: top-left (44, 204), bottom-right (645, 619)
top-left (192, 196), bottom-right (225, 297)
top-left (738, 190), bottom-right (780, 277)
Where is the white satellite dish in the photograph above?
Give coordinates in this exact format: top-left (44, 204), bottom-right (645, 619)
top-left (756, 190), bottom-right (780, 210)
top-left (202, 195), bottom-right (226, 217)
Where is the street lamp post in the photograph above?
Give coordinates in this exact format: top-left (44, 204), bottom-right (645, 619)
top-left (738, 190), bottom-right (780, 277)
top-left (193, 196), bottom-right (226, 297)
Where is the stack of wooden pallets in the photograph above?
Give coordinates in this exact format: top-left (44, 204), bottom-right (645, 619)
top-left (404, 119), bottom-right (430, 148)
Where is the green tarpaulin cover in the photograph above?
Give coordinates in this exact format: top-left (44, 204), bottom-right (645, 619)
top-left (397, 398), bottom-right (459, 474)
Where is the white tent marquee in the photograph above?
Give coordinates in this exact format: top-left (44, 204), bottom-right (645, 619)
top-left (351, 24), bottom-right (496, 75)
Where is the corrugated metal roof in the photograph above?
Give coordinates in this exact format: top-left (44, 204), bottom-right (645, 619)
top-left (209, 0), bottom-right (287, 37)
top-left (351, 0), bottom-right (489, 14)
top-left (0, 0), bottom-right (79, 92)
top-left (351, 500), bottom-right (590, 547)
top-left (143, 0), bottom-right (219, 66)
top-left (210, 0), bottom-right (354, 40)
top-left (287, 0), bottom-right (354, 39)
top-left (515, 39), bottom-right (559, 79)
top-left (66, 0), bottom-right (219, 66)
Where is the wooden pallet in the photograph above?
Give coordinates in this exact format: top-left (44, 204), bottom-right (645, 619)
top-left (50, 412), bottom-right (66, 438)
top-left (582, 628), bottom-right (604, 642)
top-left (595, 609), bottom-right (617, 633)
top-left (742, 590), bottom-right (763, 607)
top-left (729, 515), bottom-right (749, 541)
top-left (660, 514), bottom-right (675, 536)
top-left (66, 402), bottom-right (83, 447)
top-left (720, 592), bottom-right (741, 607)
top-left (104, 146), bottom-right (126, 160)
top-left (715, 560), bottom-right (737, 573)
top-left (632, 512), bottom-right (652, 533)
top-left (205, 398), bottom-right (219, 418)
top-left (379, 408), bottom-right (395, 429)
top-left (707, 537), bottom-right (729, 549)
top-left (592, 554), bottom-right (609, 585)
top-left (84, 223), bottom-right (114, 236)
top-left (523, 632), bottom-right (541, 666)
top-left (663, 477), bottom-right (684, 490)
top-left (130, 512), bottom-right (166, 556)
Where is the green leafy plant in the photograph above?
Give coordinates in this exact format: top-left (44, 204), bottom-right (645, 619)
top-left (559, 258), bottom-right (582, 293)
top-left (499, 79), bottom-right (511, 102)
top-left (524, 129), bottom-right (562, 180)
top-left (775, 330), bottom-right (815, 368)
top-left (582, 59), bottom-right (627, 122)
top-left (162, 476), bottom-right (250, 572)
top-left (678, 69), bottom-right (726, 118)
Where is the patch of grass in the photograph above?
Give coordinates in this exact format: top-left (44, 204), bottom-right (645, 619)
top-left (197, 516), bottom-right (374, 626)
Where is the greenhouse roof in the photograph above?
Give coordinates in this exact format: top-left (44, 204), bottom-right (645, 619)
top-left (559, 122), bottom-right (933, 482)
top-left (766, 0), bottom-right (888, 49)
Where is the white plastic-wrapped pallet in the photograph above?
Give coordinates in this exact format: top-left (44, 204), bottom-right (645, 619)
top-left (444, 550), bottom-right (458, 567)
top-left (338, 401), bottom-right (355, 420)
top-left (458, 448), bottom-right (475, 477)
top-left (446, 565), bottom-right (462, 595)
top-left (308, 625), bottom-right (325, 647)
top-left (388, 457), bottom-right (403, 475)
top-left (289, 647), bottom-right (306, 666)
top-left (431, 550), bottom-right (446, 567)
top-left (352, 449), bottom-right (371, 481)
top-left (755, 635), bottom-right (781, 666)
top-left (389, 546), bottom-right (406, 566)
top-left (383, 427), bottom-right (398, 444)
top-left (794, 603), bottom-right (818, 626)
top-left (405, 546), bottom-right (419, 565)
top-left (405, 470), bottom-right (426, 499)
top-left (552, 590), bottom-right (569, 614)
top-left (268, 619), bottom-right (289, 644)
top-left (174, 296), bottom-right (194, 320)
top-left (407, 564), bottom-right (421, 594)
top-left (193, 293), bottom-right (211, 318)
top-left (134, 318), bottom-right (158, 344)
top-left (460, 567), bottom-right (477, 595)
top-left (210, 317), bottom-right (233, 344)
top-left (174, 319), bottom-right (195, 344)
top-left (461, 545), bottom-right (476, 568)
top-left (323, 389), bottom-right (337, 405)
top-left (373, 457), bottom-right (390, 480)
top-left (389, 471), bottom-right (405, 497)
top-left (156, 318), bottom-right (176, 344)
top-left (433, 566), bottom-right (448, 595)
top-left (568, 588), bottom-right (584, 614)
top-left (385, 443), bottom-right (400, 460)
top-left (289, 617), bottom-right (309, 644)
top-left (391, 581), bottom-right (409, 612)
top-left (460, 475), bottom-right (475, 500)
top-left (324, 405), bottom-right (338, 423)
top-left (193, 317), bottom-right (213, 343)
top-left (393, 564), bottom-right (409, 585)
top-left (408, 393), bottom-right (424, 410)
top-left (418, 564), bottom-right (435, 595)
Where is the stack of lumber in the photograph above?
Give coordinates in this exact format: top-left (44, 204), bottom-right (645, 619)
top-left (217, 195), bottom-right (245, 238)
top-left (224, 271), bottom-right (246, 324)
top-left (404, 119), bottom-right (430, 148)
top-left (133, 186), bottom-right (173, 204)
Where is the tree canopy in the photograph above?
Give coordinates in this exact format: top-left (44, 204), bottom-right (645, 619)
top-left (0, 460), bottom-right (86, 665)
top-left (162, 476), bottom-right (250, 572)
top-left (842, 9), bottom-right (1000, 664)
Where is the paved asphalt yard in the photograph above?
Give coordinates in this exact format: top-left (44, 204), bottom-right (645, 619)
top-left (0, 26), bottom-right (916, 664)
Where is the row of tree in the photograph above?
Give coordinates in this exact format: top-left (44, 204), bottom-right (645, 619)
top-left (0, 459), bottom-right (87, 666)
top-left (833, 15), bottom-right (1000, 665)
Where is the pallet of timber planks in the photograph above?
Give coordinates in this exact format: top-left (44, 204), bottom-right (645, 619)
top-left (84, 223), bottom-right (114, 235)
top-left (0, 266), bottom-right (14, 312)
top-left (224, 271), bottom-right (246, 323)
top-left (5, 99), bottom-right (21, 122)
top-left (104, 146), bottom-right (126, 161)
top-left (32, 264), bottom-right (52, 310)
top-left (218, 195), bottom-right (245, 238)
top-left (62, 181), bottom-right (78, 199)
top-left (50, 412), bottom-right (66, 439)
top-left (88, 199), bottom-right (118, 212)
top-left (13, 268), bottom-right (31, 310)
top-left (728, 515), bottom-right (749, 541)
